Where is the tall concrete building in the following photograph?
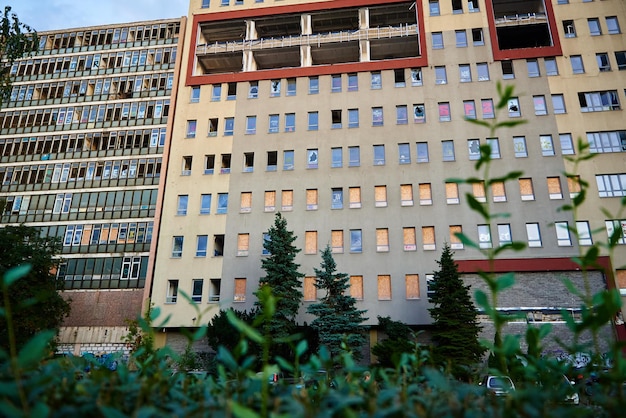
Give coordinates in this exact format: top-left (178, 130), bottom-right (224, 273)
top-left (149, 0), bottom-right (626, 357)
top-left (0, 18), bottom-right (185, 355)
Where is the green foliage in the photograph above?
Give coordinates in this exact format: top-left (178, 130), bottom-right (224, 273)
top-left (206, 308), bottom-right (258, 352)
top-left (0, 225), bottom-right (70, 352)
top-left (307, 246), bottom-right (367, 361)
top-left (371, 316), bottom-right (416, 368)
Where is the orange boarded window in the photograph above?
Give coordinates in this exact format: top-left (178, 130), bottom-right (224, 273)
top-left (349, 187), bottom-right (361, 208)
top-left (519, 178), bottom-right (534, 200)
top-left (350, 275), bottom-right (363, 300)
top-left (403, 227), bottom-right (416, 251)
top-left (237, 233), bottom-right (249, 255)
top-left (401, 184), bottom-right (413, 205)
top-left (305, 231), bottom-right (317, 254)
top-left (331, 230), bottom-right (343, 253)
top-left (234, 278), bottom-right (246, 302)
top-left (281, 190), bottom-right (293, 210)
top-left (472, 181), bottom-right (486, 201)
top-left (375, 185), bottom-right (387, 206)
top-left (492, 181), bottom-right (506, 202)
top-left (304, 276), bottom-right (317, 301)
top-left (376, 228), bottom-right (389, 252)
top-left (405, 274), bottom-right (420, 299)
top-left (264, 191), bottom-right (276, 211)
top-left (240, 192), bottom-right (252, 212)
top-left (378, 275), bottom-right (392, 300)
top-left (306, 189), bottom-right (318, 209)
top-left (419, 183), bottom-right (432, 205)
top-left (422, 226), bottom-right (435, 250)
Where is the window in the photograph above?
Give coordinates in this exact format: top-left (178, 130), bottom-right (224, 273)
top-left (435, 66), bottom-right (447, 84)
top-left (172, 236), bottom-right (183, 258)
top-left (331, 74), bottom-right (342, 92)
top-left (349, 187), bottom-right (361, 209)
top-left (596, 173), bottom-right (626, 197)
top-left (204, 154), bottom-right (215, 174)
top-left (217, 193), bottom-right (228, 214)
top-left (422, 226), bottom-right (436, 250)
top-left (410, 68), bottom-right (422, 86)
top-left (261, 233), bottom-right (271, 256)
top-left (373, 145), bottom-right (385, 165)
top-left (202, 0), bottom-right (210, 8)
top-left (508, 98), bottom-right (520, 117)
top-left (371, 71), bottom-right (382, 89)
top-left (438, 102), bottom-right (451, 122)
top-left (281, 190), bottom-right (293, 211)
top-left (243, 152), bottom-right (254, 172)
top-left (177, 195), bottom-right (188, 215)
top-left (450, 225), bottom-right (463, 249)
top-left (570, 55), bottom-right (584, 74)
top-left (350, 229), bottom-right (362, 253)
top-left (560, 133), bottom-right (575, 155)
top-left (416, 142), bottom-right (429, 162)
top-left (304, 277), bottom-right (317, 301)
top-left (473, 181), bottom-right (486, 202)
top-left (426, 274), bottom-right (435, 299)
top-left (606, 16), bottom-right (621, 34)
top-left (234, 278), bottom-right (246, 302)
top-left (286, 78), bottom-right (296, 96)
top-left (309, 76), bottom-right (319, 94)
top-left (214, 234), bottom-right (224, 256)
top-left (331, 147), bottom-right (343, 168)
top-left (501, 61), bottom-right (514, 79)
top-left (456, 30), bottom-right (467, 47)
top-left (533, 95), bottom-right (548, 115)
top-left (478, 225), bottom-right (492, 248)
top-left (429, 0), bottom-right (440, 16)
top-left (476, 63), bottom-right (489, 81)
top-left (552, 94), bottom-right (566, 114)
top-left (459, 64), bottom-right (472, 82)
top-left (305, 231), bottom-right (318, 254)
top-left (307, 149), bottom-right (318, 168)
top-left (248, 81), bottom-right (258, 98)
top-left (285, 113), bottom-right (295, 132)
top-left (579, 91), bottom-right (620, 112)
top-left (200, 194), bottom-right (212, 214)
top-left (606, 220), bottom-right (626, 244)
top-left (190, 86), bottom-right (200, 103)
top-left (396, 105), bottom-right (408, 124)
top-left (576, 221), bottom-right (593, 246)
top-left (226, 82), bottom-right (236, 100)
top-left (270, 79), bottom-right (281, 96)
top-left (308, 111), bottom-right (319, 131)
top-left (224, 117), bottom-right (234, 136)
top-left (596, 53), bottom-right (611, 72)
top-left (431, 32), bottom-right (443, 49)
top-left (348, 73), bottom-right (358, 91)
top-left (481, 99), bottom-right (495, 118)
top-left (468, 139), bottom-right (480, 160)
top-left (196, 235), bottom-right (208, 257)
top-left (208, 118), bottom-right (218, 136)
top-left (403, 227), bottom-right (417, 251)
top-left (452, 0), bottom-right (463, 13)
top-left (283, 150), bottom-right (294, 170)
top-left (375, 185), bottom-right (387, 207)
top-left (563, 20), bottom-right (576, 37)
top-left (372, 107), bottom-right (384, 126)
top-left (615, 51), bottom-right (626, 70)
top-left (349, 146), bottom-right (360, 166)
top-left (527, 59), bottom-right (540, 77)
top-left (166, 280), bottom-right (178, 303)
top-left (568, 175), bottom-right (582, 198)
top-left (331, 230), bottom-right (344, 253)
top-left (419, 183), bottom-right (432, 205)
top-left (394, 69), bottom-right (405, 87)
top-left (545, 57), bottom-right (559, 76)
top-left (406, 274), bottom-right (420, 299)
top-left (547, 177), bottom-right (563, 199)
top-left (413, 104), bottom-right (426, 123)
top-left (526, 223), bottom-right (542, 247)
top-left (492, 181), bottom-right (506, 202)
top-left (211, 84), bottom-right (221, 101)
top-left (306, 188), bottom-right (318, 210)
top-left (378, 275), bottom-right (392, 300)
top-left (348, 108), bottom-right (359, 128)
top-left (445, 182), bottom-right (459, 204)
top-left (331, 188), bottom-right (343, 209)
top-left (182, 156), bottom-right (192, 175)
top-left (519, 178), bottom-right (535, 201)
top-left (498, 224), bottom-right (512, 245)
top-left (442, 140), bottom-right (455, 161)
top-left (209, 279), bottom-right (221, 302)
top-left (350, 276), bottom-right (363, 300)
top-left (220, 154), bottom-right (231, 173)
top-left (268, 114), bottom-right (279, 133)
top-left (588, 18), bottom-right (601, 36)
top-left (264, 191), bottom-right (276, 212)
top-left (587, 130), bottom-right (626, 153)
top-left (331, 109), bottom-right (342, 128)
top-left (398, 143), bottom-right (411, 164)
top-left (401, 184), bottom-right (414, 206)
top-left (511, 136), bottom-right (526, 158)
top-left (376, 228), bottom-right (389, 252)
top-left (246, 116), bottom-right (257, 134)
top-left (472, 28), bottom-right (484, 45)
top-left (540, 135), bottom-right (555, 156)
top-left (555, 222), bottom-right (572, 246)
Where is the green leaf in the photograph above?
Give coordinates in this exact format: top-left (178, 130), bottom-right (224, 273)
top-left (489, 171), bottom-right (524, 184)
top-left (445, 177), bottom-right (466, 184)
top-left (295, 339), bottom-right (308, 357)
top-left (464, 118), bottom-right (492, 128)
top-left (192, 326), bottom-right (207, 341)
top-left (456, 232), bottom-right (479, 250)
top-left (17, 330), bottom-right (55, 368)
top-left (561, 278), bottom-right (583, 299)
top-left (494, 120), bottom-right (527, 129)
top-left (229, 400), bottom-right (261, 418)
top-left (465, 194), bottom-right (489, 220)
top-left (495, 273), bottom-right (515, 292)
top-left (226, 310), bottom-right (263, 344)
top-left (99, 406), bottom-right (128, 418)
top-left (474, 290), bottom-right (490, 311)
top-left (2, 264), bottom-right (31, 288)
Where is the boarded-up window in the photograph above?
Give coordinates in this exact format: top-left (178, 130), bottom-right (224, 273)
top-left (349, 187), bottom-right (361, 208)
top-left (378, 275), bottom-right (392, 300)
top-left (240, 192), bottom-right (252, 213)
top-left (331, 230), bottom-right (343, 253)
top-left (400, 184), bottom-right (413, 206)
top-left (567, 175), bottom-right (581, 197)
top-left (616, 270), bottom-right (626, 291)
top-left (547, 177), bottom-right (562, 199)
top-left (281, 190), bottom-right (293, 211)
top-left (264, 191), bottom-right (276, 211)
top-left (419, 183), bottom-right (432, 205)
top-left (304, 276), bottom-right (317, 301)
top-left (446, 182), bottom-right (459, 204)
top-left (403, 227), bottom-right (416, 251)
top-left (472, 181), bottom-right (486, 202)
top-left (81, 225), bottom-right (92, 245)
top-left (422, 226), bottom-right (435, 250)
top-left (350, 275), bottom-right (363, 300)
top-left (406, 274), bottom-right (420, 299)
top-left (376, 228), bottom-right (389, 252)
top-left (375, 185), bottom-right (387, 207)
top-left (492, 181), bottom-right (506, 202)
top-left (234, 278), bottom-right (246, 302)
top-left (237, 233), bottom-right (249, 256)
top-left (450, 225), bottom-right (463, 249)
top-left (306, 189), bottom-right (318, 210)
top-left (519, 178), bottom-right (534, 200)
top-left (305, 231), bottom-right (317, 254)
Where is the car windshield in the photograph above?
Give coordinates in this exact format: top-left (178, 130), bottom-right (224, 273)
top-left (490, 377), bottom-right (512, 389)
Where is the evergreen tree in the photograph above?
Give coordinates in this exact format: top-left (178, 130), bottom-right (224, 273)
top-left (371, 316), bottom-right (415, 367)
top-left (428, 243), bottom-right (485, 377)
top-left (307, 246), bottom-right (367, 360)
top-left (255, 213), bottom-right (304, 351)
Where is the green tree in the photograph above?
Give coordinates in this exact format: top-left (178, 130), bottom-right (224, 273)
top-left (307, 246), bottom-right (367, 360)
top-left (254, 213), bottom-right (303, 355)
top-left (0, 225), bottom-right (70, 352)
top-left (1, 6), bottom-right (38, 108)
top-left (206, 308), bottom-right (257, 352)
top-left (371, 316), bottom-right (415, 368)
top-left (428, 243), bottom-right (485, 378)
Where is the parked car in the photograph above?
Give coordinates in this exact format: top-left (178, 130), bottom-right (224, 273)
top-left (480, 375), bottom-right (516, 397)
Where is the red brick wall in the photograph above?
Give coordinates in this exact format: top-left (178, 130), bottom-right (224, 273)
top-left (61, 290), bottom-right (144, 327)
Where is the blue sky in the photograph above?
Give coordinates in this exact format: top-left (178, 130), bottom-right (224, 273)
top-left (7, 0), bottom-right (189, 32)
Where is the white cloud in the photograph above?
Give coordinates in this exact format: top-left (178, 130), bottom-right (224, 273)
top-left (8, 0), bottom-right (188, 32)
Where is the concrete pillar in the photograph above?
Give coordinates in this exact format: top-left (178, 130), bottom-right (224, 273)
top-left (243, 50), bottom-right (257, 72)
top-left (300, 45), bottom-right (312, 67)
top-left (359, 40), bottom-right (370, 62)
top-left (359, 8), bottom-right (369, 29)
top-left (301, 14), bottom-right (312, 35)
top-left (246, 20), bottom-right (257, 40)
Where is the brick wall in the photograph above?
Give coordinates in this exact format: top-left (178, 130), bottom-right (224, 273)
top-left (61, 289), bottom-right (144, 327)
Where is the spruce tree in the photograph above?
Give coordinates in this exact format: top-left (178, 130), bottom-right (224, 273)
top-left (307, 245), bottom-right (367, 360)
top-left (255, 213), bottom-right (304, 348)
top-left (428, 243), bottom-right (485, 377)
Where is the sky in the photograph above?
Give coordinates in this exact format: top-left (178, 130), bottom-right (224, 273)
top-left (6, 0), bottom-right (189, 32)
